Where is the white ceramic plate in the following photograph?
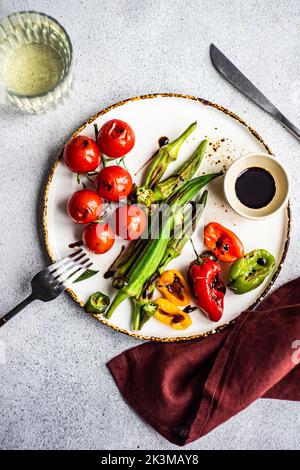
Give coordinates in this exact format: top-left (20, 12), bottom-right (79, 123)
top-left (43, 94), bottom-right (290, 341)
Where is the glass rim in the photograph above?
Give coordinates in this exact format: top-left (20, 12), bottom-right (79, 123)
top-left (2, 10), bottom-right (73, 100)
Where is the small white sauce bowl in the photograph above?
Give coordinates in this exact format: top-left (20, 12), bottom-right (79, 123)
top-left (224, 152), bottom-right (290, 220)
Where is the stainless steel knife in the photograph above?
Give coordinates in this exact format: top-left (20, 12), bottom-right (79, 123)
top-left (210, 44), bottom-right (300, 142)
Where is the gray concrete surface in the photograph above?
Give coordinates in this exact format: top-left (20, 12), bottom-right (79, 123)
top-left (0, 0), bottom-right (300, 450)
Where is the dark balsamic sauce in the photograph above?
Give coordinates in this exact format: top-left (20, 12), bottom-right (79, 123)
top-left (158, 136), bottom-right (169, 147)
top-left (68, 240), bottom-right (83, 249)
top-left (235, 167), bottom-right (276, 209)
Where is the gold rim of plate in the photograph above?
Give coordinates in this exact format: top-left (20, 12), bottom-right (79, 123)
top-left (42, 93), bottom-right (291, 343)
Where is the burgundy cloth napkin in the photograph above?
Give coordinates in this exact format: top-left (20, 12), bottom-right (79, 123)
top-left (107, 277), bottom-right (300, 445)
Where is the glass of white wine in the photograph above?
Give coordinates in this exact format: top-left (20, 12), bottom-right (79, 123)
top-left (0, 11), bottom-right (73, 113)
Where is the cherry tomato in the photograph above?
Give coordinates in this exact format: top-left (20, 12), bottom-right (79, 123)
top-left (96, 166), bottom-right (132, 201)
top-left (67, 189), bottom-right (103, 224)
top-left (63, 135), bottom-right (101, 173)
top-left (82, 223), bottom-right (115, 254)
top-left (114, 205), bottom-right (147, 240)
top-left (97, 119), bottom-right (135, 158)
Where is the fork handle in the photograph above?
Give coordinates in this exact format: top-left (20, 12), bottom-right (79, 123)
top-left (0, 293), bottom-right (35, 327)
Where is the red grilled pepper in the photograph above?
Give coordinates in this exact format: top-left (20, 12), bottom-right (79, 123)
top-left (189, 255), bottom-right (226, 322)
top-left (204, 222), bottom-right (244, 262)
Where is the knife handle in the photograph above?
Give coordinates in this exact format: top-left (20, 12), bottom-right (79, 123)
top-left (274, 113), bottom-right (300, 142)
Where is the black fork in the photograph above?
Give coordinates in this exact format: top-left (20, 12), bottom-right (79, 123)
top-left (0, 249), bottom-right (92, 327)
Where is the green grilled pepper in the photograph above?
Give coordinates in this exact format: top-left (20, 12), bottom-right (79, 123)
top-left (85, 292), bottom-right (110, 313)
top-left (228, 249), bottom-right (275, 294)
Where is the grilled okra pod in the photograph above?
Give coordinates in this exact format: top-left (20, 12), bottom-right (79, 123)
top-left (106, 175), bottom-right (221, 319)
top-left (136, 121), bottom-right (197, 206)
top-left (106, 136), bottom-right (206, 275)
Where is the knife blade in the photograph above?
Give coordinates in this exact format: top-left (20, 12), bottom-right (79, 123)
top-left (210, 44), bottom-right (300, 142)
